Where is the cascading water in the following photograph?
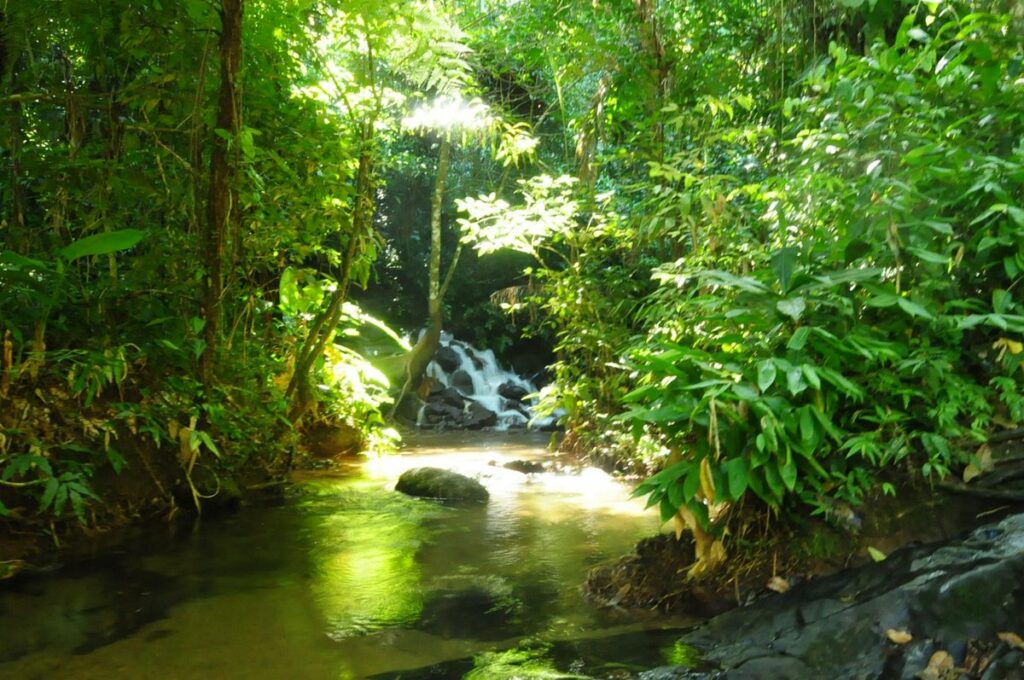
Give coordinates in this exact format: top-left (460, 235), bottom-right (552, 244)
top-left (417, 333), bottom-right (554, 431)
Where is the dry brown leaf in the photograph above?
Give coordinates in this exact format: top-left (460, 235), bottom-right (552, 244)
top-left (699, 456), bottom-right (716, 500)
top-left (964, 444), bottom-right (994, 483)
top-left (767, 576), bottom-right (790, 593)
top-left (917, 650), bottom-right (954, 680)
top-left (998, 631), bottom-right (1024, 650)
top-left (886, 628), bottom-right (913, 644)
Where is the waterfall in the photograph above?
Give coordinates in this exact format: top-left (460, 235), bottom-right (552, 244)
top-left (417, 333), bottom-right (553, 431)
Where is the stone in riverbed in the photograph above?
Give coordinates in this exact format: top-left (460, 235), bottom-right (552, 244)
top-left (451, 369), bottom-right (475, 395)
top-left (498, 381), bottom-right (530, 403)
top-left (463, 400), bottom-right (498, 430)
top-left (433, 386), bottom-right (466, 409)
top-left (422, 401), bottom-right (463, 427)
top-left (503, 459), bottom-right (545, 474)
top-left (433, 346), bottom-right (461, 373)
top-left (395, 467), bottom-right (489, 503)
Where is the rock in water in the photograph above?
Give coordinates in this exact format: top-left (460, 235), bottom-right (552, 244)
top-left (422, 401), bottom-right (463, 425)
top-left (503, 459), bottom-right (545, 474)
top-left (463, 400), bottom-right (498, 430)
top-left (498, 381), bottom-right (530, 403)
top-left (395, 467), bottom-right (489, 503)
top-left (434, 386), bottom-right (466, 409)
top-left (434, 346), bottom-right (461, 373)
top-left (451, 369), bottom-right (475, 395)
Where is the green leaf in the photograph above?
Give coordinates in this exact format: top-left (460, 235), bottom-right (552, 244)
top-left (106, 447), bottom-right (127, 474)
top-left (896, 297), bottom-right (933, 320)
top-left (868, 547), bottom-right (887, 562)
top-left (724, 458), bottom-right (748, 500)
top-left (866, 294), bottom-right (899, 308)
top-left (757, 360), bottom-right (777, 392)
top-left (763, 462), bottom-right (785, 501)
top-left (0, 251), bottom-right (48, 271)
top-left (58, 229), bottom-right (146, 262)
top-left (40, 478), bottom-right (59, 511)
top-left (993, 289), bottom-right (1011, 314)
top-left (787, 367), bottom-right (807, 395)
top-left (1008, 206), bottom-right (1024, 227)
top-left (907, 27), bottom-right (930, 43)
top-left (780, 457), bottom-right (797, 491)
top-left (660, 496), bottom-right (677, 523)
top-left (683, 468), bottom-right (701, 501)
top-left (906, 248), bottom-right (948, 265)
top-left (801, 365), bottom-right (821, 390)
top-left (788, 327), bottom-right (811, 351)
top-left (771, 247), bottom-right (799, 292)
top-left (777, 297), bottom-right (806, 321)
top-left (732, 383), bottom-right (759, 401)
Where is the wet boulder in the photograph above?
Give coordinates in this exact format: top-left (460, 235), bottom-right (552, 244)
top-left (451, 369), bottom-right (475, 395)
top-left (498, 381), bottom-right (530, 403)
top-left (647, 512), bottom-right (1024, 679)
top-left (421, 401), bottom-right (463, 427)
top-left (433, 386), bottom-right (466, 409)
top-left (395, 467), bottom-right (489, 503)
top-left (463, 400), bottom-right (498, 430)
top-left (503, 459), bottom-right (545, 474)
top-left (434, 346), bottom-right (462, 373)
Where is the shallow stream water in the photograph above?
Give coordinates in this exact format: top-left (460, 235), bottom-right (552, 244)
top-left (0, 432), bottom-right (695, 679)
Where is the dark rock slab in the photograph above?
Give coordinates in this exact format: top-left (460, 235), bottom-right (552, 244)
top-left (451, 369), bottom-right (475, 395)
top-left (434, 346), bottom-right (461, 373)
top-left (463, 400), bottom-right (497, 430)
top-left (395, 467), bottom-right (489, 503)
top-left (421, 401), bottom-right (463, 427)
top-left (650, 513), bottom-right (1024, 679)
top-left (433, 386), bottom-right (466, 409)
top-left (498, 381), bottom-right (530, 403)
top-left (503, 459), bottom-right (545, 474)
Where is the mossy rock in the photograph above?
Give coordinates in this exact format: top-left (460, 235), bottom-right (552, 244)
top-left (395, 467), bottom-right (489, 503)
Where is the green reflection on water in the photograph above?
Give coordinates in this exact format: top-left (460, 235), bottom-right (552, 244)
top-left (466, 640), bottom-right (589, 680)
top-left (301, 481), bottom-right (446, 638)
top-left (662, 640), bottom-right (702, 667)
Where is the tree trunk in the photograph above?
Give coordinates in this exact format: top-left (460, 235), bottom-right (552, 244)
top-left (200, 0), bottom-right (243, 388)
top-left (391, 136), bottom-right (452, 414)
top-left (286, 130), bottom-right (374, 423)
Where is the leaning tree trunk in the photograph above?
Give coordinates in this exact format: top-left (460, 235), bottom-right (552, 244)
top-left (391, 135), bottom-right (453, 413)
top-left (200, 0), bottom-right (243, 388)
top-left (286, 128), bottom-right (375, 424)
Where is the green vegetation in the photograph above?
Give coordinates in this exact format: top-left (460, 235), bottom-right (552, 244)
top-left (2, 0), bottom-right (1023, 578)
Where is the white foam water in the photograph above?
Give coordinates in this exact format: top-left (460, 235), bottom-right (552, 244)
top-left (419, 333), bottom-right (546, 430)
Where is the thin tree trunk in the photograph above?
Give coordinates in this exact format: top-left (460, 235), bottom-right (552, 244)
top-left (391, 136), bottom-right (453, 415)
top-left (428, 136), bottom-right (451, 322)
top-left (286, 133), bottom-right (374, 423)
top-left (200, 0), bottom-right (243, 388)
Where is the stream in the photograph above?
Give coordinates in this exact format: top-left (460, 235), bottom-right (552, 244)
top-left (0, 432), bottom-right (696, 679)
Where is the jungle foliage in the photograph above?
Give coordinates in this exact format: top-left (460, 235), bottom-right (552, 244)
top-left (2, 0), bottom-right (1023, 565)
top-left (455, 0), bottom-right (1024, 564)
top-left (0, 0), bottom-right (474, 527)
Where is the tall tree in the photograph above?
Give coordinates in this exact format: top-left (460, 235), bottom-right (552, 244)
top-left (200, 0), bottom-right (244, 387)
